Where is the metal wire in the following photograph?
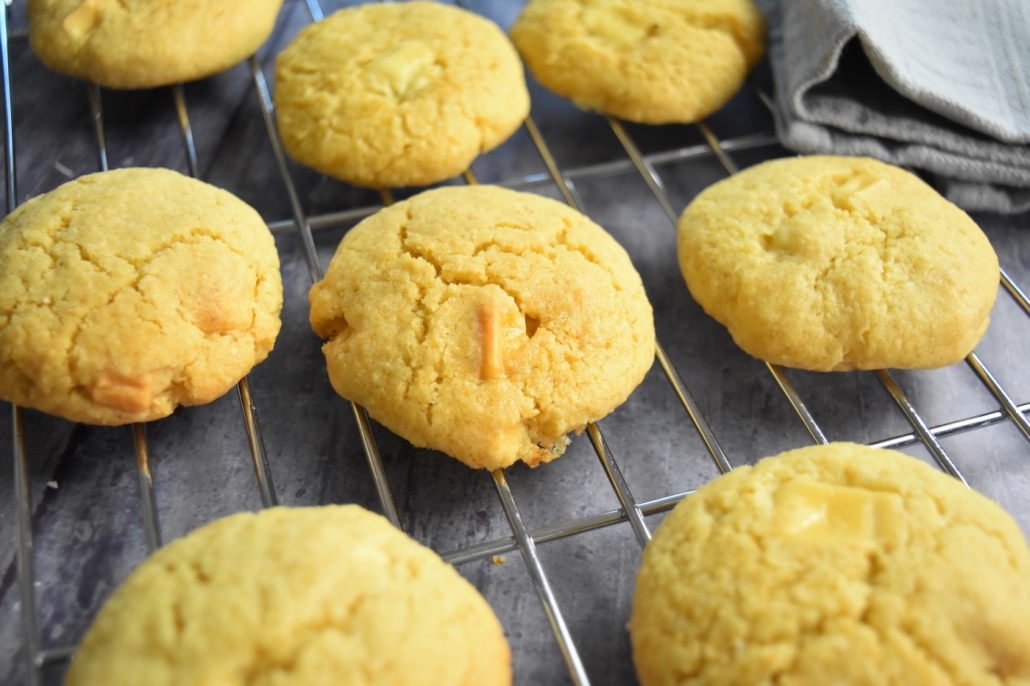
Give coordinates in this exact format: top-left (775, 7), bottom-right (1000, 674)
top-left (871, 401), bottom-right (1030, 450)
top-left (86, 84), bottom-right (169, 549)
top-left (606, 115), bottom-right (832, 446)
top-left (1, 0), bottom-right (12, 212)
top-left (11, 1), bottom-right (1030, 682)
top-left (247, 54), bottom-right (400, 528)
top-left (262, 134), bottom-right (779, 236)
top-left (1002, 269), bottom-right (1030, 317)
top-left (526, 115), bottom-right (740, 475)
top-left (875, 370), bottom-right (968, 484)
top-left (12, 409), bottom-right (38, 686)
top-left (440, 402), bottom-right (1030, 568)
top-left (695, 119), bottom-right (740, 174)
top-left (168, 82), bottom-right (280, 508)
top-left (606, 117), bottom-right (677, 220)
top-left (524, 115), bottom-right (577, 207)
top-left (492, 469), bottom-right (591, 686)
top-left (33, 373), bottom-right (1030, 671)
top-left (3, 5), bottom-right (39, 680)
top-left (87, 84), bottom-right (107, 173)
top-left (38, 484), bottom-right (692, 666)
top-left (966, 352), bottom-right (1030, 443)
top-left (654, 341), bottom-right (732, 473)
top-left (249, 58), bottom-right (323, 284)
top-left (303, 0), bottom-right (324, 21)
top-left (586, 424), bottom-right (651, 544)
top-left (171, 84), bottom-right (199, 178)
top-left (36, 645), bottom-right (74, 666)
top-left (765, 364), bottom-right (829, 445)
top-left (237, 378), bottom-right (279, 508)
top-left (132, 423), bottom-right (163, 551)
top-left (445, 487), bottom-right (691, 566)
top-left (38, 362), bottom-right (1017, 670)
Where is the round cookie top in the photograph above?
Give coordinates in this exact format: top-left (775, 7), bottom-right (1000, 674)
top-left (64, 505), bottom-right (511, 686)
top-left (631, 443), bottom-right (1030, 686)
top-left (274, 2), bottom-right (530, 189)
top-left (510, 0), bottom-right (765, 124)
top-left (0, 168), bottom-right (282, 425)
top-left (678, 156), bottom-right (1000, 371)
top-left (309, 185), bottom-right (655, 470)
top-left (28, 0), bottom-right (284, 89)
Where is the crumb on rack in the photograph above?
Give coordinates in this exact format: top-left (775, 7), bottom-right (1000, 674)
top-left (491, 555), bottom-right (507, 565)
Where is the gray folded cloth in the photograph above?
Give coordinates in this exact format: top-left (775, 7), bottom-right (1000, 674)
top-left (768, 0), bottom-right (1030, 214)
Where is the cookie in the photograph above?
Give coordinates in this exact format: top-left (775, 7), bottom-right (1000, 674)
top-left (678, 156), bottom-right (1000, 371)
top-left (28, 0), bottom-right (284, 89)
top-left (631, 442), bottom-right (1030, 686)
top-left (309, 185), bottom-right (655, 470)
top-left (510, 0), bottom-right (765, 124)
top-left (274, 2), bottom-right (530, 189)
top-left (64, 505), bottom-right (511, 686)
top-left (0, 168), bottom-right (282, 425)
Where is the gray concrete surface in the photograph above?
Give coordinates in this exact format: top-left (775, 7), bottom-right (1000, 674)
top-left (2, 1), bottom-right (1029, 684)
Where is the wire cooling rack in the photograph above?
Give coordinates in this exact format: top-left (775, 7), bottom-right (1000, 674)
top-left (5, 1), bottom-right (1030, 684)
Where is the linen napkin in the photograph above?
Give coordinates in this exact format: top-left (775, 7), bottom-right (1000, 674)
top-left (768, 0), bottom-right (1030, 214)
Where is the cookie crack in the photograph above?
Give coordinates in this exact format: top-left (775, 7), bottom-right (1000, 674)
top-left (240, 592), bottom-right (375, 686)
top-left (50, 229), bottom-right (254, 385)
top-left (238, 553), bottom-right (423, 685)
top-left (554, 221), bottom-right (626, 289)
top-left (128, 228), bottom-right (248, 270)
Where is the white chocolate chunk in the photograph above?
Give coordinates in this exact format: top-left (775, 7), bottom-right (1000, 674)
top-left (62, 0), bottom-right (102, 40)
top-left (364, 41), bottom-right (437, 99)
top-left (774, 478), bottom-right (905, 547)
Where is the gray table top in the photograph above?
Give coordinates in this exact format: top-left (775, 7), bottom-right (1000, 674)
top-left (2, 1), bottom-right (1030, 685)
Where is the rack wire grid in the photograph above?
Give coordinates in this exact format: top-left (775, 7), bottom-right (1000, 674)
top-left (3, 0), bottom-right (1030, 684)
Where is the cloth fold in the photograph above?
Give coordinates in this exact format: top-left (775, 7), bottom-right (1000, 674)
top-left (769, 0), bottom-right (1030, 214)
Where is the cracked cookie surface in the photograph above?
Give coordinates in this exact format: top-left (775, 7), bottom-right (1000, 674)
top-left (631, 442), bottom-right (1030, 686)
top-left (510, 0), bottom-right (765, 124)
top-left (274, 2), bottom-right (530, 189)
top-left (64, 505), bottom-right (511, 686)
top-left (309, 185), bottom-right (655, 470)
top-left (29, 0), bottom-right (283, 89)
top-left (678, 156), bottom-right (999, 371)
top-left (0, 168), bottom-right (282, 425)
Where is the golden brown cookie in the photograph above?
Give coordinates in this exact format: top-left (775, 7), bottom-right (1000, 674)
top-left (274, 2), bottom-right (530, 189)
top-left (631, 442), bottom-right (1030, 686)
top-left (65, 505), bottom-right (512, 686)
top-left (28, 0), bottom-right (284, 89)
top-left (678, 156), bottom-right (1000, 371)
top-left (308, 185), bottom-right (655, 470)
top-left (510, 0), bottom-right (765, 124)
top-left (0, 168), bottom-right (282, 425)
